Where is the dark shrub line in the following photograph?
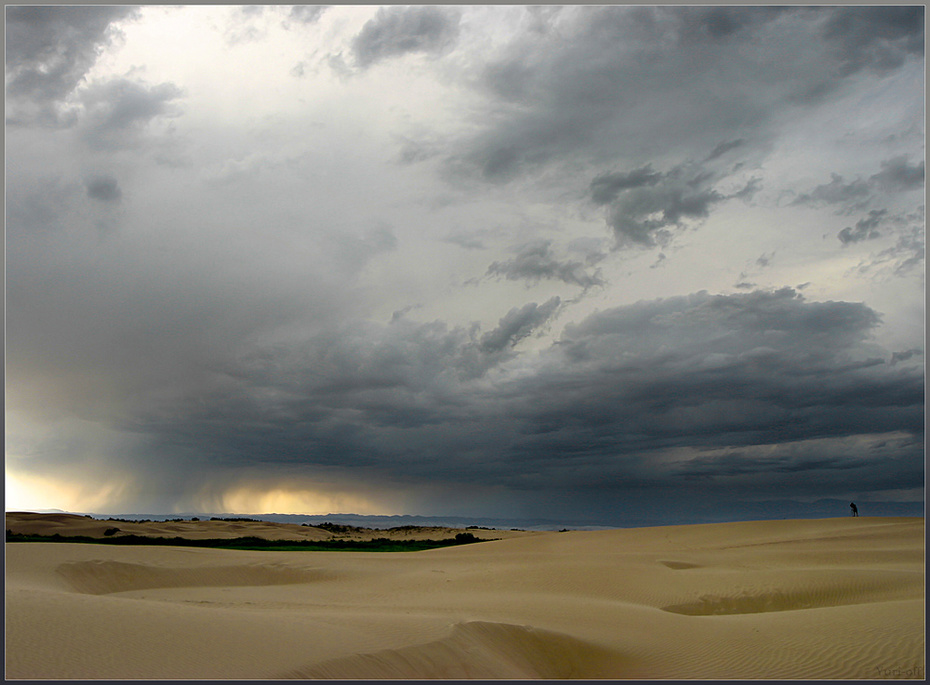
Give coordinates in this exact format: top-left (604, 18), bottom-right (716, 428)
top-left (5, 530), bottom-right (488, 552)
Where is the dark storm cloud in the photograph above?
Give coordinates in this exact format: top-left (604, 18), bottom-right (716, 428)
top-left (590, 166), bottom-right (663, 205)
top-left (796, 156), bottom-right (924, 209)
top-left (591, 163), bottom-right (726, 248)
top-left (671, 6), bottom-right (791, 42)
top-left (80, 78), bottom-right (183, 149)
top-left (5, 5), bottom-right (922, 523)
top-left (891, 349), bottom-right (923, 366)
top-left (287, 6), bottom-right (328, 24)
top-left (676, 451), bottom-right (861, 479)
top-left (869, 156), bottom-right (925, 193)
top-left (4, 4), bottom-right (182, 146)
top-left (105, 287), bottom-right (921, 520)
top-left (793, 157), bottom-right (924, 247)
top-left (669, 432), bottom-right (924, 509)
top-left (857, 221), bottom-right (926, 277)
top-left (5, 163), bottom-right (395, 434)
top-left (821, 5), bottom-right (924, 76)
top-left (5, 5), bottom-right (139, 125)
top-left (706, 138), bottom-right (747, 161)
top-left (85, 176), bottom-right (122, 203)
top-left (791, 173), bottom-right (871, 209)
top-left (352, 6), bottom-right (461, 68)
top-left (558, 287), bottom-right (882, 363)
top-left (838, 209), bottom-right (886, 245)
top-left (445, 6), bottom-right (919, 187)
top-left (451, 6), bottom-right (785, 181)
top-left (486, 240), bottom-right (605, 288)
top-left (167, 316), bottom-right (506, 450)
top-left (495, 290), bottom-right (922, 500)
top-left (479, 297), bottom-right (561, 353)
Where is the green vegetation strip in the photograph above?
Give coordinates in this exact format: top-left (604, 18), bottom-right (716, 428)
top-left (5, 530), bottom-right (487, 552)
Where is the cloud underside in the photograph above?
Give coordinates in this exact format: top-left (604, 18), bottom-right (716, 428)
top-left (47, 287), bottom-right (913, 513)
top-left (445, 6), bottom-right (924, 182)
top-left (352, 6), bottom-right (461, 68)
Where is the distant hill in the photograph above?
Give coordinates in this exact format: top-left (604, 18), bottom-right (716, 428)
top-left (6, 501), bottom-right (923, 530)
top-left (67, 512), bottom-right (604, 531)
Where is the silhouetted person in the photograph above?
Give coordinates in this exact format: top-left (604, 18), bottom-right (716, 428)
top-left (850, 502), bottom-right (858, 517)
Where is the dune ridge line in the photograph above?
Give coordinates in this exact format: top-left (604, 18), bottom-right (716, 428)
top-left (5, 515), bottom-right (923, 680)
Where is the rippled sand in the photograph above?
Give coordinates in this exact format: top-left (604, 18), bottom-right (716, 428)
top-left (5, 515), bottom-right (924, 679)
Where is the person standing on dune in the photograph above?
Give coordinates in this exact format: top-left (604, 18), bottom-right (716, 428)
top-left (850, 502), bottom-right (858, 517)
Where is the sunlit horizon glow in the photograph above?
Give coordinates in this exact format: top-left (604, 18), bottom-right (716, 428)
top-left (5, 470), bottom-right (135, 514)
top-left (5, 5), bottom-right (924, 525)
top-left (187, 476), bottom-right (392, 517)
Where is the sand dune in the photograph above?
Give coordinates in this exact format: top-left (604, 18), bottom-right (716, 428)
top-left (289, 621), bottom-right (633, 680)
top-left (5, 515), bottom-right (924, 679)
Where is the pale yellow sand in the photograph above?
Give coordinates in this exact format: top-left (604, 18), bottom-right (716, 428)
top-left (5, 515), bottom-right (924, 679)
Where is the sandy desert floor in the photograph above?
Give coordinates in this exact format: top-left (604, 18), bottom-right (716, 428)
top-left (5, 514), bottom-right (924, 679)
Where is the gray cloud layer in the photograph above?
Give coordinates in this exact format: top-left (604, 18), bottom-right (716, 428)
top-left (443, 6), bottom-right (923, 186)
top-left (84, 288), bottom-right (921, 518)
top-left (870, 156), bottom-right (925, 192)
top-left (793, 156), bottom-right (924, 210)
top-left (486, 240), bottom-right (605, 288)
top-left (6, 7), bottom-right (138, 98)
top-left (5, 6), bottom-right (141, 126)
top-left (822, 5), bottom-right (924, 76)
top-left (590, 162), bottom-right (736, 248)
top-left (288, 5), bottom-right (328, 25)
top-left (839, 209), bottom-right (885, 245)
top-left (791, 156), bottom-right (925, 246)
top-left (5, 6), bottom-right (923, 522)
top-left (353, 6), bottom-right (461, 68)
top-left (79, 78), bottom-right (183, 149)
top-left (85, 176), bottom-right (122, 203)
top-left (479, 297), bottom-right (561, 353)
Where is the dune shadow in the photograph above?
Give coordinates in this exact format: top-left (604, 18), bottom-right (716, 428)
top-left (663, 589), bottom-right (818, 615)
top-left (282, 621), bottom-right (639, 679)
top-left (661, 570), bottom-right (924, 615)
top-left (56, 560), bottom-right (327, 595)
top-left (659, 560), bottom-right (702, 570)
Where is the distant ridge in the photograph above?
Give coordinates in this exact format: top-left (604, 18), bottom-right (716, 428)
top-left (6, 499), bottom-right (923, 530)
top-left (126, 513), bottom-right (610, 531)
top-left (8, 511), bottom-right (610, 531)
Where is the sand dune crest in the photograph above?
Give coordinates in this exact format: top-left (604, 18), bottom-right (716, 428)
top-left (661, 569), bottom-right (923, 615)
top-left (284, 621), bottom-right (634, 680)
top-left (56, 559), bottom-right (326, 595)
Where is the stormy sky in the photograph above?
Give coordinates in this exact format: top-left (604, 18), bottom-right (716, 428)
top-left (5, 5), bottom-right (925, 524)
